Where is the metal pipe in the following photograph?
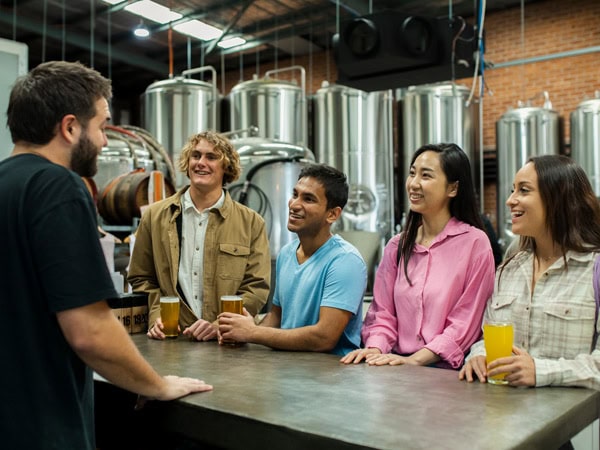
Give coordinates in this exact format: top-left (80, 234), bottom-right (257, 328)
top-left (492, 46), bottom-right (600, 69)
top-left (221, 126), bottom-right (259, 139)
top-left (238, 156), bottom-right (302, 205)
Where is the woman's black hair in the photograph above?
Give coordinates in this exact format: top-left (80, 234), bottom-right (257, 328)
top-left (398, 143), bottom-right (483, 285)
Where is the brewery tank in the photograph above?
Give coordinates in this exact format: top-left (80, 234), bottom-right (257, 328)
top-left (401, 82), bottom-right (479, 212)
top-left (314, 82), bottom-right (394, 237)
top-left (570, 92), bottom-right (600, 197)
top-left (496, 102), bottom-right (560, 249)
top-left (227, 137), bottom-right (315, 259)
top-left (141, 66), bottom-right (220, 189)
top-left (312, 82), bottom-right (394, 289)
top-left (228, 66), bottom-right (307, 147)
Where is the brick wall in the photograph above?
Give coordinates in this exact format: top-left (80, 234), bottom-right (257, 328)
top-left (458, 0), bottom-right (600, 227)
top-left (220, 0), bottom-right (600, 230)
top-left (466, 0), bottom-right (600, 149)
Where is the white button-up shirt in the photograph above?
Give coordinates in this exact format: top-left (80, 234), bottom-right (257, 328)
top-left (178, 188), bottom-right (225, 318)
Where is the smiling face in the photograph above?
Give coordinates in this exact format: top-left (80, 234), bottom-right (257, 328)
top-left (187, 138), bottom-right (226, 195)
top-left (405, 150), bottom-right (457, 218)
top-left (506, 161), bottom-right (547, 239)
top-left (287, 176), bottom-right (338, 238)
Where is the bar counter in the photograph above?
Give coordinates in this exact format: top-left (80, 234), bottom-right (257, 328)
top-left (95, 334), bottom-right (600, 450)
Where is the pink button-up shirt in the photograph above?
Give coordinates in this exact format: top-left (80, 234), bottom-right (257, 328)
top-left (362, 217), bottom-right (495, 369)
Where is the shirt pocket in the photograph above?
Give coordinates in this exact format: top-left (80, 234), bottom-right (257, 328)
top-left (217, 243), bottom-right (250, 280)
top-left (541, 298), bottom-right (596, 357)
top-left (539, 296), bottom-right (596, 359)
top-left (488, 294), bottom-right (517, 321)
top-left (543, 299), bottom-right (595, 321)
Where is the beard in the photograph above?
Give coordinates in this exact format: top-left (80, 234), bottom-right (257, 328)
top-left (70, 132), bottom-right (100, 177)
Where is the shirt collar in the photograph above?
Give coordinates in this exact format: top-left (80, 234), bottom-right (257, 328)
top-left (182, 188), bottom-right (225, 214)
top-left (513, 248), bottom-right (596, 266)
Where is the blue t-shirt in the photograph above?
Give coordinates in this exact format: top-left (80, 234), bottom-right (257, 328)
top-left (273, 234), bottom-right (367, 355)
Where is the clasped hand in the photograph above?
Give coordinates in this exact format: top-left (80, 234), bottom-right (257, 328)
top-left (217, 307), bottom-right (255, 344)
top-left (147, 317), bottom-right (218, 341)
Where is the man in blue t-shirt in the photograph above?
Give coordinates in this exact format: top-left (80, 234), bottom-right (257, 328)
top-left (0, 61), bottom-right (212, 450)
top-left (218, 164), bottom-right (367, 355)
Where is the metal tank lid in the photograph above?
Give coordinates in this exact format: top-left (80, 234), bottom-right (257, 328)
top-left (144, 75), bottom-right (215, 92)
top-left (316, 80), bottom-right (365, 95)
top-left (230, 74), bottom-right (301, 92)
top-left (501, 106), bottom-right (558, 119)
top-left (406, 82), bottom-right (471, 95)
top-left (574, 97), bottom-right (600, 111)
top-left (232, 137), bottom-right (314, 160)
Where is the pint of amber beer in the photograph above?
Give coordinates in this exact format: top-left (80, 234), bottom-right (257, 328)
top-left (220, 295), bottom-right (243, 314)
top-left (483, 321), bottom-right (513, 385)
top-left (160, 296), bottom-right (180, 338)
top-left (220, 295), bottom-right (243, 346)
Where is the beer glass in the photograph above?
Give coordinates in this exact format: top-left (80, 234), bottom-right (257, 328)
top-left (483, 321), bottom-right (513, 385)
top-left (220, 295), bottom-right (243, 314)
top-left (160, 296), bottom-right (180, 338)
top-left (220, 295), bottom-right (243, 345)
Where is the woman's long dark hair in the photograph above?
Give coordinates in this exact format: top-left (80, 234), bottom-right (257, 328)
top-left (500, 155), bottom-right (600, 277)
top-left (399, 143), bottom-right (483, 285)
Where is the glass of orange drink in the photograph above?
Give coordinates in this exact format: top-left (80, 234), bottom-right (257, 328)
top-left (483, 321), bottom-right (513, 385)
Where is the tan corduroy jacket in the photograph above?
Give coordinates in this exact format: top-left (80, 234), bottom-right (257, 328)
top-left (128, 187), bottom-right (271, 329)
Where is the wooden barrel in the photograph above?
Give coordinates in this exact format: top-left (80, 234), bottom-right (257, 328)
top-left (97, 169), bottom-right (175, 225)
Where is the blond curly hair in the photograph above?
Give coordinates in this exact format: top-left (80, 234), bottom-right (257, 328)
top-left (178, 131), bottom-right (241, 185)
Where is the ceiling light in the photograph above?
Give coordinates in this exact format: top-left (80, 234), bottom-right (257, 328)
top-left (218, 37), bottom-right (247, 49)
top-left (174, 20), bottom-right (223, 41)
top-left (102, 0), bottom-right (126, 5)
top-left (134, 21), bottom-right (150, 38)
top-left (125, 0), bottom-right (182, 24)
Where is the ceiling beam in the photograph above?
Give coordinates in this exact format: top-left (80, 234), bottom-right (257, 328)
top-left (205, 0), bottom-right (255, 56)
top-left (0, 13), bottom-right (168, 75)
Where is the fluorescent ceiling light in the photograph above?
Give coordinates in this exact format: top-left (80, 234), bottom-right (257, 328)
top-left (174, 20), bottom-right (222, 41)
top-left (218, 37), bottom-right (247, 49)
top-left (102, 0), bottom-right (125, 4)
top-left (125, 0), bottom-right (182, 24)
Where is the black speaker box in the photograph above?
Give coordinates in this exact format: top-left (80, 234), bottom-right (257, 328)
top-left (335, 11), bottom-right (479, 91)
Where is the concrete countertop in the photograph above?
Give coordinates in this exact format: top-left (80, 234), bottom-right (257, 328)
top-left (95, 334), bottom-right (600, 450)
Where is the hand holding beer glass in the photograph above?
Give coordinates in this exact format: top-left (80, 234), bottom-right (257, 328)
top-left (220, 295), bottom-right (243, 346)
top-left (160, 296), bottom-right (180, 338)
top-left (483, 321), bottom-right (514, 385)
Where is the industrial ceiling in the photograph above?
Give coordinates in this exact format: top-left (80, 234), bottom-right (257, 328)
top-left (0, 0), bottom-right (535, 101)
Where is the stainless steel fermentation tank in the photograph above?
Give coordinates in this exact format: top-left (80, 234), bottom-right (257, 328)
top-left (141, 66), bottom-right (220, 189)
top-left (496, 100), bottom-right (560, 249)
top-left (228, 66), bottom-right (307, 148)
top-left (571, 92), bottom-right (600, 197)
top-left (313, 82), bottom-right (394, 289)
top-left (400, 83), bottom-right (479, 213)
top-left (225, 66), bottom-right (312, 260)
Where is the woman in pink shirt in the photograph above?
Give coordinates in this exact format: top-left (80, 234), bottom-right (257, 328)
top-left (341, 143), bottom-right (495, 369)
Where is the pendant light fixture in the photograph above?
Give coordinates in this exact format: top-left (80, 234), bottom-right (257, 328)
top-left (134, 20), bottom-right (150, 38)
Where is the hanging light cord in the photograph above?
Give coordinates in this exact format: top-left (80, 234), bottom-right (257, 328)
top-left (42, 0), bottom-right (47, 62)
